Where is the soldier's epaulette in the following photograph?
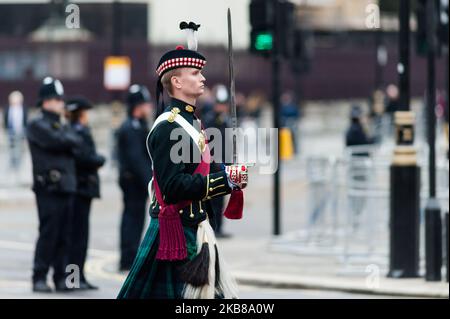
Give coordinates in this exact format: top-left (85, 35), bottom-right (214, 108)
top-left (167, 107), bottom-right (181, 123)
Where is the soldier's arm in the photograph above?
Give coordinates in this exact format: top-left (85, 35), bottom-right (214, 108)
top-left (150, 122), bottom-right (231, 204)
top-left (27, 121), bottom-right (80, 152)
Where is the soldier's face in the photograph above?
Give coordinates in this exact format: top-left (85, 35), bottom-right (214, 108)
top-left (175, 68), bottom-right (206, 98)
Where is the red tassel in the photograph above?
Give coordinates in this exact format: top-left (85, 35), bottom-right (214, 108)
top-left (156, 207), bottom-right (187, 261)
top-left (223, 189), bottom-right (244, 220)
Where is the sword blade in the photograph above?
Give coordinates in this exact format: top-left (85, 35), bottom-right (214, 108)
top-left (228, 8), bottom-right (238, 164)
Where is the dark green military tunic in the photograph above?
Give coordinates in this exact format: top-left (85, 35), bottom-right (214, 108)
top-left (117, 98), bottom-right (232, 299)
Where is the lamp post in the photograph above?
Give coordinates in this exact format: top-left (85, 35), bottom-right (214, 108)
top-left (388, 0), bottom-right (421, 279)
top-left (424, 0), bottom-right (442, 282)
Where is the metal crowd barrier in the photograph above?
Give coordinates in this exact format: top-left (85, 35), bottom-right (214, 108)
top-left (270, 144), bottom-right (449, 275)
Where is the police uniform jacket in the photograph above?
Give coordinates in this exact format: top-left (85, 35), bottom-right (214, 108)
top-left (27, 110), bottom-right (81, 194)
top-left (72, 123), bottom-right (105, 199)
top-left (117, 116), bottom-right (152, 191)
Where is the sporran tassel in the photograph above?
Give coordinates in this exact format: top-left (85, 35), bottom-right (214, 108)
top-left (178, 242), bottom-right (210, 287)
top-left (181, 220), bottom-right (239, 299)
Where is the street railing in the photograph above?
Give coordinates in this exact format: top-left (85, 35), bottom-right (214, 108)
top-left (271, 143), bottom-right (449, 274)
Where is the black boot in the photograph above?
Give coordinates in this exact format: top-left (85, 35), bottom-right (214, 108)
top-left (32, 280), bottom-right (52, 293)
top-left (54, 279), bottom-right (75, 292)
top-left (216, 232), bottom-right (232, 239)
top-left (79, 280), bottom-right (99, 290)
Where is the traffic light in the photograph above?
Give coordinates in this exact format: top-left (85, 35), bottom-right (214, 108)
top-left (251, 31), bottom-right (273, 51)
top-left (249, 0), bottom-right (296, 58)
top-left (249, 0), bottom-right (273, 54)
top-left (250, 0), bottom-right (273, 30)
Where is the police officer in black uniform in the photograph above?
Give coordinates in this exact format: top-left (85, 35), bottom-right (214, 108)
top-left (65, 97), bottom-right (106, 290)
top-left (117, 85), bottom-right (153, 271)
top-left (27, 77), bottom-right (81, 293)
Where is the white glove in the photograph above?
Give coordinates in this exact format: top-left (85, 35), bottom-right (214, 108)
top-left (225, 165), bottom-right (248, 190)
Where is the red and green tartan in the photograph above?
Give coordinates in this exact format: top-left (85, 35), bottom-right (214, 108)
top-left (117, 218), bottom-right (198, 299)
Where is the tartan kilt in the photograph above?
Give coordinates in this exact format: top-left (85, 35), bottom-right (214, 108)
top-left (117, 217), bottom-right (198, 299)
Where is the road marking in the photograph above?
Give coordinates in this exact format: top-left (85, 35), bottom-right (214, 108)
top-left (0, 239), bottom-right (126, 283)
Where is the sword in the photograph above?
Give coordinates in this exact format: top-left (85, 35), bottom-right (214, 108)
top-left (228, 8), bottom-right (254, 168)
top-left (227, 8), bottom-right (238, 164)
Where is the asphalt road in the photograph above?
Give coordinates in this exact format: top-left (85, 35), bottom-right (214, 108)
top-left (0, 178), bottom-right (410, 300)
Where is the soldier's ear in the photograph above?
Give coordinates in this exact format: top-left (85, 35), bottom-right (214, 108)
top-left (171, 75), bottom-right (183, 90)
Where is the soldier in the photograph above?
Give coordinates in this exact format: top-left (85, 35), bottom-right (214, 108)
top-left (65, 97), bottom-right (106, 290)
top-left (117, 22), bottom-right (248, 299)
top-left (27, 77), bottom-right (81, 292)
top-left (117, 85), bottom-right (153, 271)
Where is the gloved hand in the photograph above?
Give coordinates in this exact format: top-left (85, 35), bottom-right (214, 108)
top-left (225, 165), bottom-right (248, 190)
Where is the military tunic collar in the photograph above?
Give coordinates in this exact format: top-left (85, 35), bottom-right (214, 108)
top-left (167, 98), bottom-right (197, 115)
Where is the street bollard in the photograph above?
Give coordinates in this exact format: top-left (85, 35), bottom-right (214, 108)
top-left (388, 112), bottom-right (421, 278)
top-left (446, 212), bottom-right (449, 282)
top-left (280, 127), bottom-right (294, 161)
top-left (425, 199), bottom-right (442, 281)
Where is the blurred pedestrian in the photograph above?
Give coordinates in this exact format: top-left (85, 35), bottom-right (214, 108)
top-left (369, 89), bottom-right (385, 144)
top-left (65, 97), bottom-right (106, 290)
top-left (27, 77), bottom-right (81, 293)
top-left (345, 105), bottom-right (374, 230)
top-left (385, 84), bottom-right (400, 114)
top-left (245, 91), bottom-right (264, 124)
top-left (3, 90), bottom-right (27, 170)
top-left (117, 84), bottom-right (153, 271)
top-left (345, 105), bottom-right (374, 150)
top-left (197, 86), bottom-right (214, 119)
top-left (384, 84), bottom-right (400, 136)
top-left (281, 91), bottom-right (301, 154)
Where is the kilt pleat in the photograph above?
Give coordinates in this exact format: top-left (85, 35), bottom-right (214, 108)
top-left (117, 217), bottom-right (197, 299)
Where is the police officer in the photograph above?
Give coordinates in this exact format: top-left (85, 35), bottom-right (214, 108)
top-left (117, 85), bottom-right (153, 271)
top-left (65, 97), bottom-right (106, 290)
top-left (27, 77), bottom-right (81, 292)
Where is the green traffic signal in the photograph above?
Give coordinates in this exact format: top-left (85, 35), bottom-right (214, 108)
top-left (254, 32), bottom-right (273, 51)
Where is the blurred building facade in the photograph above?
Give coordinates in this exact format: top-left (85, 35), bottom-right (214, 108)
top-left (0, 0), bottom-right (446, 105)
